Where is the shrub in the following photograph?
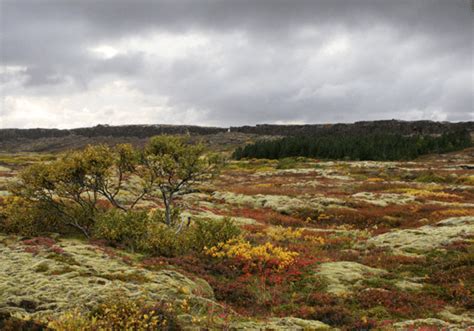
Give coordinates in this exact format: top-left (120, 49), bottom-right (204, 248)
top-left (8, 138), bottom-right (221, 237)
top-left (48, 296), bottom-right (180, 331)
top-left (355, 289), bottom-right (444, 318)
top-left (0, 196), bottom-right (62, 236)
top-left (303, 305), bottom-right (354, 327)
top-left (8, 146), bottom-right (122, 237)
top-left (93, 209), bottom-right (189, 257)
top-left (0, 312), bottom-right (47, 331)
top-left (142, 217), bottom-right (241, 257)
top-left (93, 209), bottom-right (241, 258)
top-left (205, 238), bottom-right (299, 271)
top-left (265, 226), bottom-right (303, 242)
top-left (415, 171), bottom-right (449, 184)
top-left (93, 209), bottom-right (150, 251)
top-left (140, 222), bottom-right (191, 257)
top-left (421, 244), bottom-right (474, 309)
top-left (191, 217), bottom-right (241, 252)
top-left (144, 136), bottom-right (223, 226)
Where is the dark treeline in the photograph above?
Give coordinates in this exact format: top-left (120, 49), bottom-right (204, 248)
top-left (233, 130), bottom-right (472, 161)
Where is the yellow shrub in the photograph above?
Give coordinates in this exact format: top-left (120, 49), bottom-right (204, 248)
top-left (367, 177), bottom-right (384, 183)
top-left (48, 297), bottom-right (179, 331)
top-left (303, 234), bottom-right (326, 245)
top-left (460, 175), bottom-right (474, 185)
top-left (205, 238), bottom-right (298, 270)
top-left (264, 226), bottom-right (325, 245)
top-left (432, 209), bottom-right (473, 218)
top-left (266, 226), bottom-right (303, 242)
top-left (394, 188), bottom-right (459, 200)
top-left (0, 196), bottom-right (62, 236)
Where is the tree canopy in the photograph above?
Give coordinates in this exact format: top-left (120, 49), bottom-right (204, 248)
top-left (233, 130), bottom-right (472, 161)
top-left (10, 136), bottom-right (222, 237)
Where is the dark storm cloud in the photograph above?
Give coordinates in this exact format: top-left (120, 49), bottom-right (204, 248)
top-left (0, 0), bottom-right (472, 128)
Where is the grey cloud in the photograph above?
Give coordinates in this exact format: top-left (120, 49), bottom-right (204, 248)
top-left (0, 0), bottom-right (472, 128)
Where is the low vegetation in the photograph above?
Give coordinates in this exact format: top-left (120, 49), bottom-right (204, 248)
top-left (0, 135), bottom-right (473, 330)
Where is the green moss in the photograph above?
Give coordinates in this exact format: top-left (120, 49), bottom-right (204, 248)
top-left (361, 276), bottom-right (396, 289)
top-left (367, 217), bottom-right (474, 255)
top-left (315, 261), bottom-right (387, 295)
top-left (50, 265), bottom-right (76, 276)
top-left (98, 271), bottom-right (150, 284)
top-left (0, 237), bottom-right (217, 320)
top-left (34, 262), bottom-right (50, 273)
top-left (45, 253), bottom-right (79, 266)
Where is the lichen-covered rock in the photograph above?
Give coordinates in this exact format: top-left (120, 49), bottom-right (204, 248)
top-left (391, 318), bottom-right (457, 330)
top-left (254, 168), bottom-right (318, 176)
top-left (352, 192), bottom-right (416, 207)
top-left (367, 216), bottom-right (474, 255)
top-left (0, 238), bottom-right (216, 319)
top-left (315, 261), bottom-right (387, 295)
top-left (438, 308), bottom-right (474, 329)
top-left (229, 317), bottom-right (331, 330)
top-left (213, 191), bottom-right (345, 214)
top-left (394, 279), bottom-right (424, 291)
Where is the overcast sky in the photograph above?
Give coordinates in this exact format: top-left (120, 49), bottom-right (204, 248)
top-left (0, 0), bottom-right (472, 129)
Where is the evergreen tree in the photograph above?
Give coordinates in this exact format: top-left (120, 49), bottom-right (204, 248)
top-left (233, 130), bottom-right (472, 161)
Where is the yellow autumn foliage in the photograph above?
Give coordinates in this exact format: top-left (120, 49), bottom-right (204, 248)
top-left (395, 188), bottom-right (459, 200)
top-left (205, 238), bottom-right (299, 270)
top-left (47, 297), bottom-right (177, 331)
top-left (263, 226), bottom-right (325, 245)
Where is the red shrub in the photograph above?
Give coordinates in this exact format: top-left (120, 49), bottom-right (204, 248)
top-left (22, 237), bottom-right (56, 247)
top-left (297, 304), bottom-right (353, 327)
top-left (360, 250), bottom-right (425, 270)
top-left (22, 237), bottom-right (65, 255)
top-left (356, 289), bottom-right (444, 318)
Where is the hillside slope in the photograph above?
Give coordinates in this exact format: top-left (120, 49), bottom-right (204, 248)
top-left (1, 120), bottom-right (473, 153)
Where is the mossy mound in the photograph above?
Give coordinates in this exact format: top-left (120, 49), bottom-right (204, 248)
top-left (315, 261), bottom-right (387, 295)
top-left (0, 237), bottom-right (216, 319)
top-left (352, 192), bottom-right (416, 207)
top-left (367, 216), bottom-right (474, 255)
top-left (229, 317), bottom-right (331, 330)
top-left (1, 236), bottom-right (332, 329)
top-left (213, 191), bottom-right (345, 214)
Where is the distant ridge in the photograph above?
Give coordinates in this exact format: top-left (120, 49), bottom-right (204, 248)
top-left (1, 120), bottom-right (473, 142)
top-left (230, 120), bottom-right (474, 137)
top-left (0, 124), bottom-right (225, 141)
